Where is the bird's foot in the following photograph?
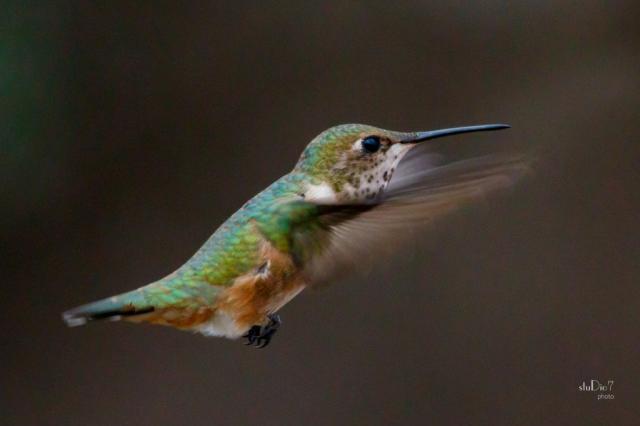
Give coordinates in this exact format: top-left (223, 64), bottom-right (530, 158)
top-left (243, 314), bottom-right (281, 348)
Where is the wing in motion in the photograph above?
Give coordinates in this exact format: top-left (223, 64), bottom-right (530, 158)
top-left (301, 151), bottom-right (531, 285)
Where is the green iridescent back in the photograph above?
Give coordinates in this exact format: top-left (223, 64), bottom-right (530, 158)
top-left (163, 174), bottom-right (313, 287)
top-left (154, 124), bottom-right (382, 296)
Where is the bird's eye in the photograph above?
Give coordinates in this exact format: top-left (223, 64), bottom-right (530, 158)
top-left (361, 136), bottom-right (381, 153)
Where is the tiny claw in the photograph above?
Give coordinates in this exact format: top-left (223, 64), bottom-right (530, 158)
top-left (243, 325), bottom-right (261, 345)
top-left (256, 329), bottom-right (276, 348)
top-left (242, 314), bottom-right (282, 348)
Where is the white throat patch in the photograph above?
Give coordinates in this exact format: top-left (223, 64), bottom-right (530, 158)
top-left (304, 182), bottom-right (338, 204)
top-left (345, 143), bottom-right (413, 202)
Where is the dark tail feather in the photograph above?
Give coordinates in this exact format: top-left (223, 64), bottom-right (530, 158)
top-left (62, 290), bottom-right (154, 327)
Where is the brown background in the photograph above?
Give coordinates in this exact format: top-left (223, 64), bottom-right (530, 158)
top-left (3, 2), bottom-right (639, 425)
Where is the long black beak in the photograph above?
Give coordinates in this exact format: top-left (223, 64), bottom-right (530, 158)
top-left (400, 124), bottom-right (510, 144)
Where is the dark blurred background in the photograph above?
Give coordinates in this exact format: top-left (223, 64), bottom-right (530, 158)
top-left (3, 2), bottom-right (639, 425)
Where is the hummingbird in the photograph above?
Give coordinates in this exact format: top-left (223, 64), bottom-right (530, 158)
top-left (63, 123), bottom-right (527, 347)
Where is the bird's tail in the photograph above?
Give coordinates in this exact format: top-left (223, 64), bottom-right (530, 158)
top-left (62, 287), bottom-right (155, 327)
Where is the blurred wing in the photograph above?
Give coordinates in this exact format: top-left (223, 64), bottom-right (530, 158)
top-left (302, 153), bottom-right (531, 286)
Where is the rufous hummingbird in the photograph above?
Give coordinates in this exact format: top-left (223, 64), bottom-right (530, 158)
top-left (63, 123), bottom-right (527, 347)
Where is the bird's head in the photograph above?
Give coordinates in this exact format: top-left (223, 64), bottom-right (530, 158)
top-left (294, 123), bottom-right (510, 204)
